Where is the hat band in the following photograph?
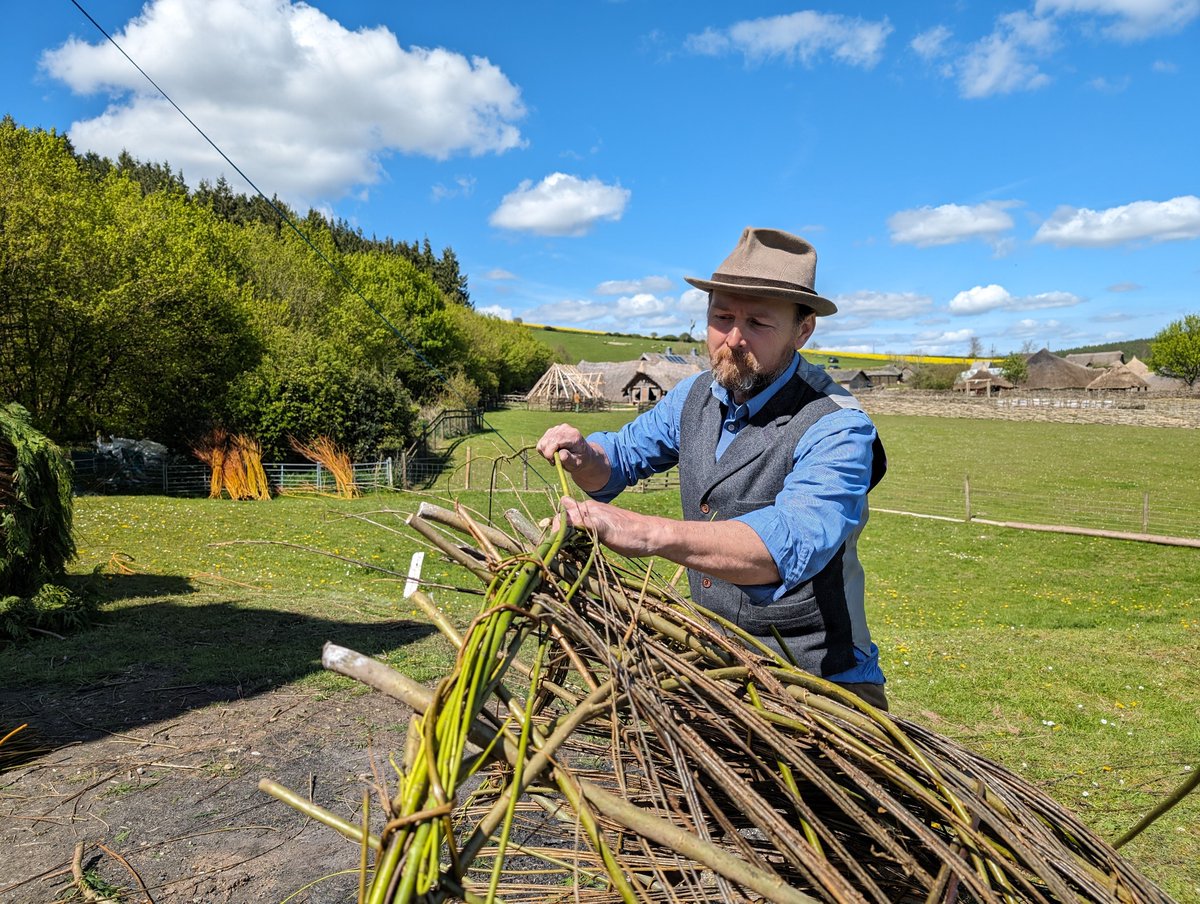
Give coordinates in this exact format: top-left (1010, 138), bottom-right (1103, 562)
top-left (710, 272), bottom-right (818, 296)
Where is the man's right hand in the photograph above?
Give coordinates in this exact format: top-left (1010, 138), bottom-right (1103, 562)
top-left (536, 424), bottom-right (612, 492)
top-left (536, 423), bottom-right (593, 471)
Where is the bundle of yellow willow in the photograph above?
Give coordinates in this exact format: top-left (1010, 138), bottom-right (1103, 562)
top-left (263, 475), bottom-right (1174, 904)
top-left (289, 435), bottom-right (360, 498)
top-left (192, 429), bottom-right (270, 501)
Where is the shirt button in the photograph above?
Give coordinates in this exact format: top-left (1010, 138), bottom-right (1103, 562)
top-left (701, 577), bottom-right (712, 588)
top-left (700, 503), bottom-right (710, 514)
top-left (726, 424), bottom-right (735, 432)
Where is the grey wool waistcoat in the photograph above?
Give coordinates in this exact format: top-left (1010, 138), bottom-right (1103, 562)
top-left (678, 370), bottom-right (886, 677)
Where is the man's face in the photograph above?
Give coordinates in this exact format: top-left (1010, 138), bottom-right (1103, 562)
top-left (707, 291), bottom-right (815, 400)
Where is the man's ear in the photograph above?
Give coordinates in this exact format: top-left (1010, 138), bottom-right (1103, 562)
top-left (796, 312), bottom-right (817, 348)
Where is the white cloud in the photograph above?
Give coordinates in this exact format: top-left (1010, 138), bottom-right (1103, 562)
top-left (1035, 0), bottom-right (1200, 39)
top-left (39, 0), bottom-right (525, 206)
top-left (477, 304), bottom-right (513, 320)
top-left (949, 284), bottom-right (1013, 314)
top-left (832, 290), bottom-right (934, 319)
top-left (949, 284), bottom-right (1084, 314)
top-left (596, 276), bottom-right (674, 295)
top-left (1033, 195), bottom-right (1200, 246)
top-left (431, 176), bottom-right (476, 202)
top-left (489, 173), bottom-right (630, 236)
top-left (1106, 281), bottom-right (1143, 292)
top-left (958, 11), bottom-right (1056, 98)
top-left (915, 328), bottom-right (977, 351)
top-left (1153, 59), bottom-right (1179, 73)
top-left (680, 287), bottom-right (710, 314)
top-left (685, 12), bottom-right (893, 69)
top-left (615, 293), bottom-right (671, 318)
top-left (911, 25), bottom-right (952, 60)
top-left (484, 268), bottom-right (518, 281)
top-left (888, 201), bottom-right (1018, 247)
top-left (524, 299), bottom-right (608, 325)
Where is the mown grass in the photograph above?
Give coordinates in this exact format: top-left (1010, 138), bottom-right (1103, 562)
top-left (2, 409), bottom-right (1197, 898)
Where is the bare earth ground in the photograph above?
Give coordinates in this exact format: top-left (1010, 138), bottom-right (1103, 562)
top-left (1, 675), bottom-right (412, 903)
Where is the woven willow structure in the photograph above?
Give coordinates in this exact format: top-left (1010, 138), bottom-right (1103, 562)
top-left (265, 491), bottom-right (1173, 904)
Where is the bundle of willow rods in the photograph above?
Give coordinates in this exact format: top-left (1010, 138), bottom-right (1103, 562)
top-left (264, 480), bottom-right (1173, 904)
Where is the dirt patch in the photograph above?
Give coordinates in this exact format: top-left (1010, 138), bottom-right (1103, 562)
top-left (1, 675), bottom-right (412, 903)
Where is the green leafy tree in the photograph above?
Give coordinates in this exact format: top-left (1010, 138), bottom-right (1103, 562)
top-left (999, 352), bottom-right (1028, 385)
top-left (1149, 314), bottom-right (1200, 387)
top-left (0, 119), bottom-right (258, 445)
top-left (227, 329), bottom-right (417, 460)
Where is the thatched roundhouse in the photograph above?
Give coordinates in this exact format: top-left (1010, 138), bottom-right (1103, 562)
top-left (1086, 364), bottom-right (1149, 392)
top-left (1023, 348), bottom-right (1097, 390)
top-left (1066, 351), bottom-right (1125, 368)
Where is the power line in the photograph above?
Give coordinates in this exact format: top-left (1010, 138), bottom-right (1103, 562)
top-left (67, 0), bottom-right (544, 489)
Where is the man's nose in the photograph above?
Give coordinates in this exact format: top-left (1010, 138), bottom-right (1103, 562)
top-left (726, 324), bottom-right (745, 347)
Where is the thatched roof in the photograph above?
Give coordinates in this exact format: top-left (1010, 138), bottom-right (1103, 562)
top-left (1023, 348), bottom-right (1096, 390)
top-left (865, 364), bottom-right (903, 378)
top-left (576, 360), bottom-right (644, 402)
top-left (1125, 355), bottom-right (1150, 376)
top-left (1066, 350), bottom-right (1125, 368)
top-left (620, 360), bottom-right (703, 395)
top-left (1086, 364), bottom-right (1148, 391)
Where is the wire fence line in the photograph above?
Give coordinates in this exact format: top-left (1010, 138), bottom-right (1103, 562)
top-left (72, 448), bottom-right (1198, 544)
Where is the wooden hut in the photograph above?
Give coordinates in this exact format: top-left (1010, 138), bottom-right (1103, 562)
top-left (865, 364), bottom-right (903, 387)
top-left (621, 361), bottom-right (704, 406)
top-left (826, 368), bottom-right (873, 392)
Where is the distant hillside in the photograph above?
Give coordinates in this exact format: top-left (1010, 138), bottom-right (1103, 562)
top-left (1054, 338), bottom-right (1152, 361)
top-left (526, 326), bottom-right (706, 363)
top-left (524, 324), bottom-right (970, 371)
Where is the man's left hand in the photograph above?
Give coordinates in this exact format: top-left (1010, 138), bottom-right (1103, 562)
top-left (556, 496), bottom-right (661, 558)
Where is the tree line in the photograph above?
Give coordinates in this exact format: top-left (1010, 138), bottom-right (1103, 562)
top-left (0, 116), bottom-right (552, 459)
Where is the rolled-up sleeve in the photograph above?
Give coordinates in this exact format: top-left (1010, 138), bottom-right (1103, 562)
top-left (733, 408), bottom-right (876, 602)
top-left (584, 374), bottom-right (699, 503)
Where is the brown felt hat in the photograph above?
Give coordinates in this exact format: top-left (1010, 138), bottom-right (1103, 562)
top-left (685, 227), bottom-right (837, 316)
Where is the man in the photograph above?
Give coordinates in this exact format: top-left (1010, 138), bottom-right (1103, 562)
top-left (537, 227), bottom-right (888, 709)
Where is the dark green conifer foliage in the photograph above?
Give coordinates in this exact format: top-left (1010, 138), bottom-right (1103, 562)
top-left (0, 403), bottom-right (76, 596)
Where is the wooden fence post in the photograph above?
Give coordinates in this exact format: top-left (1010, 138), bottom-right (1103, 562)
top-left (465, 447), bottom-right (472, 490)
top-left (964, 474), bottom-right (972, 522)
top-left (1143, 491), bottom-right (1150, 532)
top-left (400, 451), bottom-right (408, 490)
top-left (522, 451), bottom-right (529, 491)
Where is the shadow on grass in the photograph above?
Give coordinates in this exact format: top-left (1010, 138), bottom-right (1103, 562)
top-left (0, 584), bottom-right (436, 771)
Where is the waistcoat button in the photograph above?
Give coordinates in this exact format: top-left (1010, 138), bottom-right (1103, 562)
top-left (701, 577), bottom-right (712, 588)
top-left (699, 503), bottom-right (710, 514)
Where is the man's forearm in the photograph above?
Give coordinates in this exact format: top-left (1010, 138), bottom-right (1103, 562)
top-left (654, 518), bottom-right (780, 585)
top-left (560, 498), bottom-right (780, 586)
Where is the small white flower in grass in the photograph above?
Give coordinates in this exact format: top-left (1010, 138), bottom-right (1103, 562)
top-left (1042, 720), bottom-right (1055, 727)
top-left (1100, 718), bottom-right (1108, 725)
top-left (1081, 791), bottom-right (1089, 797)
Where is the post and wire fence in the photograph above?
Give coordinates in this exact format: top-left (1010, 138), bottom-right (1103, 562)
top-left (71, 447), bottom-right (1199, 545)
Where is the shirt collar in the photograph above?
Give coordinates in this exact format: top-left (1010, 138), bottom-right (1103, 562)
top-left (710, 352), bottom-right (800, 419)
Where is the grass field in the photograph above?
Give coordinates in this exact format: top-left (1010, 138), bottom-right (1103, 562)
top-left (3, 410), bottom-right (1198, 899)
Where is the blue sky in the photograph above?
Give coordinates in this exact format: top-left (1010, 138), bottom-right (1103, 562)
top-left (6, 0), bottom-right (1199, 355)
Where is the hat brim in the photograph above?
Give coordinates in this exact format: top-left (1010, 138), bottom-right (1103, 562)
top-left (684, 276), bottom-right (838, 316)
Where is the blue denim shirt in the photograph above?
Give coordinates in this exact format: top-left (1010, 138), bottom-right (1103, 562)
top-left (587, 353), bottom-right (884, 684)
